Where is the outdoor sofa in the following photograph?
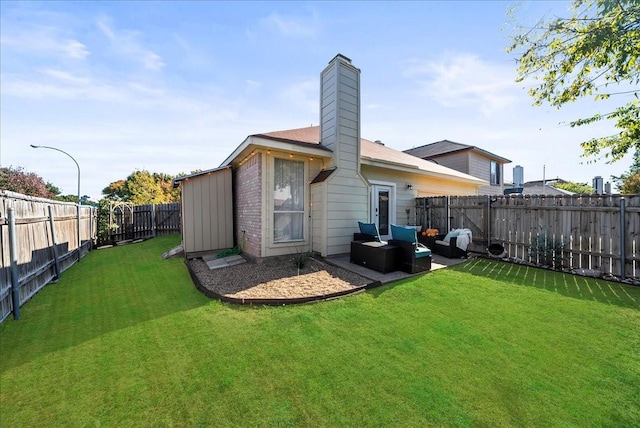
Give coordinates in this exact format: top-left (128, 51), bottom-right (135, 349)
top-left (425, 228), bottom-right (472, 259)
top-left (350, 222), bottom-right (432, 274)
top-left (350, 222), bottom-right (399, 273)
top-left (388, 224), bottom-right (432, 274)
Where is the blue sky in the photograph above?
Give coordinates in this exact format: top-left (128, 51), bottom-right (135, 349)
top-left (1, 1), bottom-right (633, 199)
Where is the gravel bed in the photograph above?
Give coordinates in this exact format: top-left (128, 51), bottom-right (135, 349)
top-left (188, 255), bottom-right (371, 299)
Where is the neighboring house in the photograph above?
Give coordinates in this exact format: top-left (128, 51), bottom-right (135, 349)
top-left (174, 54), bottom-right (486, 260)
top-left (522, 178), bottom-right (575, 196)
top-left (403, 141), bottom-right (511, 196)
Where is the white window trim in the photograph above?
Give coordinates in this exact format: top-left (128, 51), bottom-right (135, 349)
top-left (269, 156), bottom-right (308, 247)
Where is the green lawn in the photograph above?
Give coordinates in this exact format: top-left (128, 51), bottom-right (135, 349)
top-left (1, 235), bottom-right (638, 427)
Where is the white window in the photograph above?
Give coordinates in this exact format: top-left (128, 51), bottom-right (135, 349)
top-left (273, 158), bottom-right (304, 242)
top-left (490, 161), bottom-right (500, 185)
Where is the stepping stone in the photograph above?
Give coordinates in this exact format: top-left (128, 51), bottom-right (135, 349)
top-left (224, 255), bottom-right (246, 266)
top-left (202, 253), bottom-right (219, 262)
top-left (162, 245), bottom-right (184, 259)
top-left (206, 254), bottom-right (246, 270)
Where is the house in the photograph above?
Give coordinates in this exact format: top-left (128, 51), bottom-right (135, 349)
top-left (174, 54), bottom-right (486, 260)
top-left (521, 178), bottom-right (575, 196)
top-left (403, 140), bottom-right (511, 196)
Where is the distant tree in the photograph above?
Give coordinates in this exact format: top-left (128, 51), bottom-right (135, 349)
top-left (102, 180), bottom-right (128, 200)
top-left (102, 171), bottom-right (181, 204)
top-left (553, 181), bottom-right (594, 194)
top-left (127, 170), bottom-right (165, 205)
top-left (0, 166), bottom-right (54, 198)
top-left (46, 182), bottom-right (61, 197)
top-left (612, 151), bottom-right (640, 194)
top-left (56, 194), bottom-right (78, 203)
top-left (507, 0), bottom-right (640, 163)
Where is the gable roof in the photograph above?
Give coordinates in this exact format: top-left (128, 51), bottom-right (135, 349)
top-left (172, 165), bottom-right (231, 187)
top-left (404, 140), bottom-right (511, 164)
top-left (223, 126), bottom-right (486, 185)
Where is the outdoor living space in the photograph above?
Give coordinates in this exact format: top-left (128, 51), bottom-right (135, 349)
top-left (186, 243), bottom-right (467, 302)
top-left (2, 235), bottom-right (638, 427)
top-left (329, 251), bottom-right (468, 284)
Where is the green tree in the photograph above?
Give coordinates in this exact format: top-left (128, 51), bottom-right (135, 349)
top-left (102, 180), bottom-right (128, 200)
top-left (102, 171), bottom-right (181, 204)
top-left (127, 170), bottom-right (165, 204)
top-left (507, 0), bottom-right (640, 162)
top-left (553, 181), bottom-right (594, 194)
top-left (612, 151), bottom-right (640, 193)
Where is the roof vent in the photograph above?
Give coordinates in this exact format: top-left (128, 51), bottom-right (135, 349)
top-left (374, 140), bottom-right (384, 146)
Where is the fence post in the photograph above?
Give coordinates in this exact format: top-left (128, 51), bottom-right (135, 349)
top-left (446, 196), bottom-right (451, 232)
top-left (152, 204), bottom-right (157, 237)
top-left (48, 205), bottom-right (61, 281)
top-left (8, 208), bottom-right (20, 320)
top-left (620, 197), bottom-right (626, 280)
top-left (77, 204), bottom-right (81, 262)
top-left (486, 195), bottom-right (491, 249)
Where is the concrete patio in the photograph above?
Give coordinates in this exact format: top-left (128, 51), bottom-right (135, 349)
top-left (327, 253), bottom-right (470, 285)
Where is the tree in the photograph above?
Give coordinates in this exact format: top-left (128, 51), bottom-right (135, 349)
top-left (507, 0), bottom-right (640, 162)
top-left (101, 171), bottom-right (181, 204)
top-left (102, 180), bottom-right (128, 200)
top-left (0, 166), bottom-right (54, 198)
top-left (553, 181), bottom-right (594, 194)
top-left (612, 150), bottom-right (640, 193)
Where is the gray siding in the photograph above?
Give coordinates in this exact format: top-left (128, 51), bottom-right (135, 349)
top-left (468, 152), bottom-right (491, 181)
top-left (320, 55), bottom-right (369, 256)
top-left (432, 152), bottom-right (470, 174)
top-left (310, 183), bottom-right (325, 255)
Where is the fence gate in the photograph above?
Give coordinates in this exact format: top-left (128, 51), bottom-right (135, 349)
top-left (105, 202), bottom-right (181, 244)
top-left (109, 201), bottom-right (135, 242)
top-left (416, 196), bottom-right (489, 252)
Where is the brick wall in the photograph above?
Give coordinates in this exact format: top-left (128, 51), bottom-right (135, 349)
top-left (235, 154), bottom-right (262, 258)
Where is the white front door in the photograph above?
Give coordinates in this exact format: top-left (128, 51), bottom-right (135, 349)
top-left (371, 184), bottom-right (395, 241)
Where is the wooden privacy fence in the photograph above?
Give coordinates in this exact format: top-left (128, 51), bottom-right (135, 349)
top-left (0, 191), bottom-right (97, 322)
top-left (106, 202), bottom-right (180, 243)
top-left (416, 194), bottom-right (640, 279)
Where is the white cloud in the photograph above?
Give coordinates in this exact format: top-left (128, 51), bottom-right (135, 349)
top-left (0, 30), bottom-right (89, 60)
top-left (96, 16), bottom-right (165, 71)
top-left (64, 39), bottom-right (90, 59)
top-left (259, 11), bottom-right (322, 39)
top-left (278, 78), bottom-right (317, 114)
top-left (403, 53), bottom-right (521, 116)
top-left (41, 68), bottom-right (90, 85)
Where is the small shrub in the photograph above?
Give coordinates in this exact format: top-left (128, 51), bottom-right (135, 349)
top-left (292, 250), bottom-right (311, 272)
top-left (529, 234), bottom-right (566, 269)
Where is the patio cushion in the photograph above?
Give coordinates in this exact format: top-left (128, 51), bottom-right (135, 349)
top-left (362, 241), bottom-right (387, 248)
top-left (443, 229), bottom-right (460, 244)
top-left (415, 247), bottom-right (431, 258)
top-left (358, 221), bottom-right (379, 238)
top-left (390, 224), bottom-right (417, 244)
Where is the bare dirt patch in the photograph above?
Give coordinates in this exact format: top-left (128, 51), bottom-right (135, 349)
top-left (188, 255), bottom-right (372, 300)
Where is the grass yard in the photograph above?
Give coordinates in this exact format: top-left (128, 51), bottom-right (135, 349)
top-left (1, 235), bottom-right (639, 427)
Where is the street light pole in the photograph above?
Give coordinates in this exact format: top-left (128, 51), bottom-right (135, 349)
top-left (30, 145), bottom-right (82, 262)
